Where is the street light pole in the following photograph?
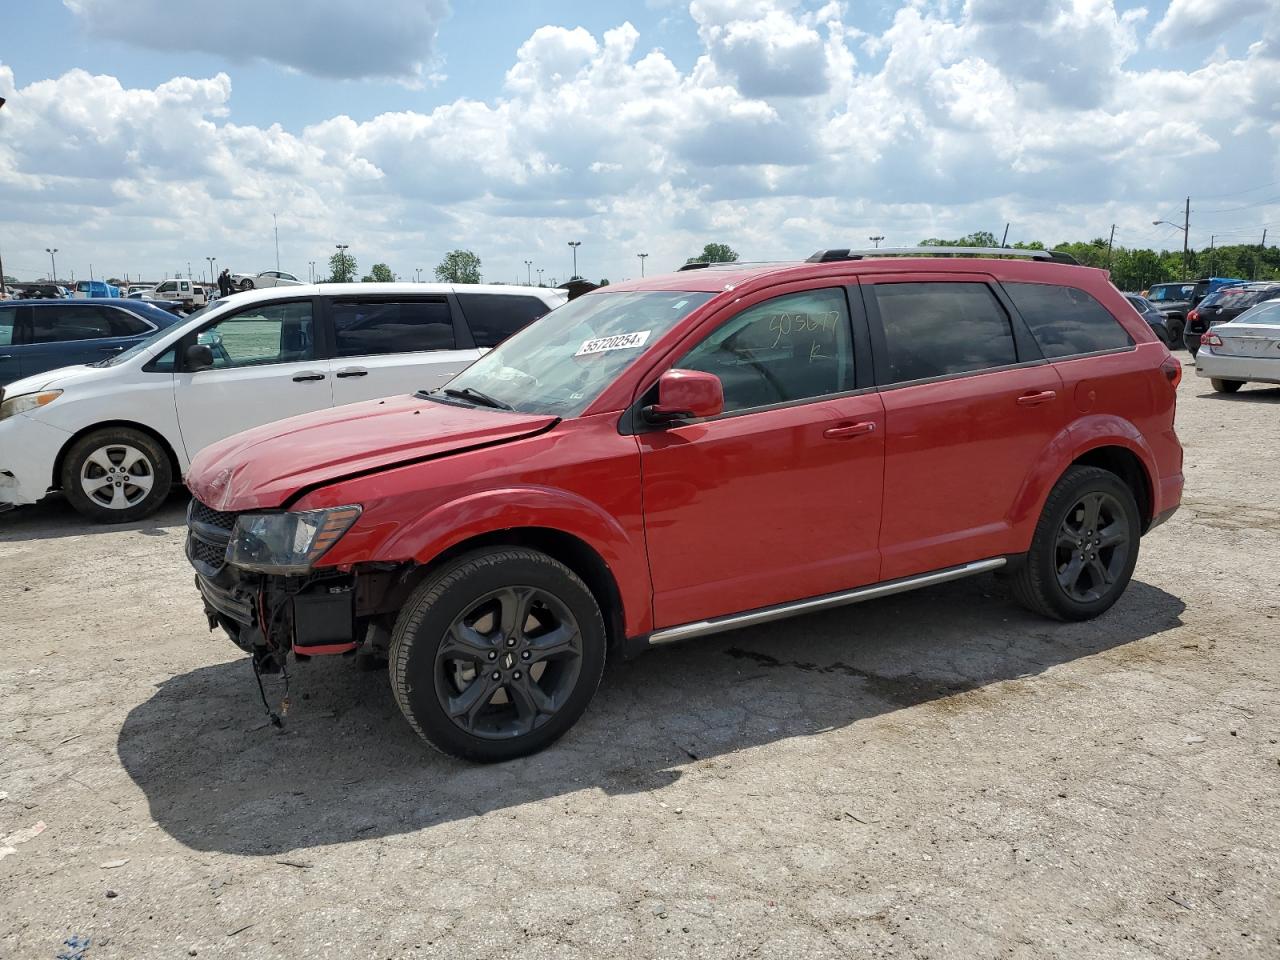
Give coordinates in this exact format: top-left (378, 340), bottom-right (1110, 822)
top-left (524, 259), bottom-right (533, 285)
top-left (536, 268), bottom-right (544, 287)
top-left (567, 241), bottom-right (581, 279)
top-left (637, 253), bottom-right (648, 277)
top-left (46, 248), bottom-right (58, 283)
top-left (868, 235), bottom-right (884, 248)
top-left (335, 244), bottom-right (350, 282)
top-left (274, 213), bottom-right (281, 272)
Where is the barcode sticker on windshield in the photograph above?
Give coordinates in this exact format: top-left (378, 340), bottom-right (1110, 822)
top-left (575, 330), bottom-right (651, 356)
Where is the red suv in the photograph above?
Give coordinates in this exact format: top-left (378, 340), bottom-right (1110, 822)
top-left (185, 248), bottom-right (1184, 761)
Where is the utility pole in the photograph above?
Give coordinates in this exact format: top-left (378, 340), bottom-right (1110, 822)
top-left (1000, 223), bottom-right (1010, 248)
top-left (1182, 196), bottom-right (1190, 281)
top-left (1106, 224), bottom-right (1115, 270)
top-left (1209, 235), bottom-right (1216, 276)
top-left (637, 252), bottom-right (648, 276)
top-left (1257, 229), bottom-right (1268, 281)
top-left (274, 213), bottom-right (281, 272)
top-left (0, 243), bottom-right (7, 299)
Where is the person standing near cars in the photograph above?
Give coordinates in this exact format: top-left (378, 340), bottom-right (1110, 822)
top-left (217, 269), bottom-right (231, 299)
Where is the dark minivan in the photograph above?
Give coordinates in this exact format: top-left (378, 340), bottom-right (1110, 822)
top-left (0, 298), bottom-right (184, 387)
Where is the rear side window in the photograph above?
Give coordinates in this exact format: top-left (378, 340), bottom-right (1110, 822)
top-left (1004, 283), bottom-right (1133, 358)
top-left (331, 299), bottom-right (455, 356)
top-left (871, 282), bottom-right (1016, 384)
top-left (458, 294), bottom-right (550, 348)
top-left (0, 306), bottom-right (14, 346)
top-left (28, 306), bottom-right (129, 343)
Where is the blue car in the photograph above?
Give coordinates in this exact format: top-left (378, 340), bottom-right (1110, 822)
top-left (0, 298), bottom-right (184, 387)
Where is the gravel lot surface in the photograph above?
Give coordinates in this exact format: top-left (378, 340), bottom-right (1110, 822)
top-left (1, 366), bottom-right (1277, 959)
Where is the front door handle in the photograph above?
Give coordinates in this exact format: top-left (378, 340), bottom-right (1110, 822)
top-left (335, 367), bottom-right (368, 378)
top-left (823, 421), bottom-right (877, 439)
top-left (1016, 390), bottom-right (1057, 406)
top-left (292, 372), bottom-right (327, 382)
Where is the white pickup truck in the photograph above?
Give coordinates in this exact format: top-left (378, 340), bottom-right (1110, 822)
top-left (152, 278), bottom-right (208, 311)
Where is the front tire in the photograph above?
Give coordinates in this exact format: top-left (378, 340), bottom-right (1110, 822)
top-left (1012, 465), bottom-right (1141, 621)
top-left (239, 278), bottom-right (254, 291)
top-left (1210, 378), bottom-right (1243, 393)
top-left (60, 427), bottom-right (173, 523)
top-left (389, 548), bottom-right (607, 762)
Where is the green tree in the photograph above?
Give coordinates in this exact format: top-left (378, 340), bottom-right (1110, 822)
top-left (328, 250), bottom-right (357, 283)
top-left (435, 249), bottom-right (482, 284)
top-left (598, 278), bottom-right (610, 286)
top-left (919, 231), bottom-right (998, 247)
top-left (688, 242), bottom-right (739, 264)
top-left (362, 262), bottom-right (394, 282)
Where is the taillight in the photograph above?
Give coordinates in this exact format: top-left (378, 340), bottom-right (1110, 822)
top-left (1160, 356), bottom-right (1182, 387)
top-left (1201, 332), bottom-right (1223, 347)
top-left (1187, 309), bottom-right (1200, 323)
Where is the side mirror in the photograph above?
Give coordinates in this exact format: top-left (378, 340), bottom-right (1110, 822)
top-left (185, 343), bottom-right (214, 372)
top-left (643, 369), bottom-right (724, 424)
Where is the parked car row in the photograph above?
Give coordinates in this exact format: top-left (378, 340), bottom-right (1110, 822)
top-left (1195, 294), bottom-right (1280, 393)
top-left (1183, 281), bottom-right (1280, 354)
top-left (0, 283), bottom-right (565, 520)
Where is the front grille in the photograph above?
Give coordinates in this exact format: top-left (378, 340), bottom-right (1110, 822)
top-left (190, 499), bottom-right (236, 531)
top-left (187, 497), bottom-right (237, 577)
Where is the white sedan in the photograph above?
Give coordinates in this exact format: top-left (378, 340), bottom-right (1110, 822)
top-left (1195, 298), bottom-right (1280, 393)
top-left (232, 270), bottom-right (304, 291)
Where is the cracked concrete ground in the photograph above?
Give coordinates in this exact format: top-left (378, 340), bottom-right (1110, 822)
top-left (1, 366), bottom-right (1277, 959)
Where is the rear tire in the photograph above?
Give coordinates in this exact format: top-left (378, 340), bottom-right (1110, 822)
top-left (1210, 378), bottom-right (1243, 394)
top-left (1167, 319), bottom-right (1184, 346)
top-left (60, 427), bottom-right (173, 523)
top-left (1011, 465), bottom-right (1140, 622)
top-left (389, 548), bottom-right (607, 762)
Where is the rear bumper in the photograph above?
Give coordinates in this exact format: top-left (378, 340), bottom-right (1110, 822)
top-left (1194, 351), bottom-right (1280, 384)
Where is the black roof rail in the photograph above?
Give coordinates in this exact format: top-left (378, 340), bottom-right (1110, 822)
top-left (804, 246), bottom-right (1084, 264)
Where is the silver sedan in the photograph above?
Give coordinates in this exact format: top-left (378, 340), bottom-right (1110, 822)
top-left (1195, 298), bottom-right (1280, 393)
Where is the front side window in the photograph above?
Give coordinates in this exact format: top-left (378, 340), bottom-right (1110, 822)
top-left (442, 291), bottom-right (714, 416)
top-left (1004, 282), bottom-right (1133, 358)
top-left (872, 282), bottom-right (1017, 384)
top-left (199, 301), bottom-right (314, 369)
top-left (678, 288), bottom-right (854, 413)
top-left (29, 306), bottom-right (122, 343)
top-left (458, 293), bottom-right (552, 348)
top-left (0, 306), bottom-right (14, 346)
top-left (332, 299), bottom-right (455, 356)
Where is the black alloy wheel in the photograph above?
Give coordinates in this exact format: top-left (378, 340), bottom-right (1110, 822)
top-left (1011, 465), bottom-right (1141, 621)
top-left (1053, 491), bottom-right (1131, 604)
top-left (389, 547), bottom-right (606, 761)
top-left (436, 586), bottom-right (584, 740)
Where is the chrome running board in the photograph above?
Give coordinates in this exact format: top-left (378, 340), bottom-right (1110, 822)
top-left (648, 557), bottom-right (1007, 646)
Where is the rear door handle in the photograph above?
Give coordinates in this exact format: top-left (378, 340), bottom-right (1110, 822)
top-left (335, 367), bottom-right (368, 378)
top-left (1016, 390), bottom-right (1057, 406)
top-left (292, 372), bottom-right (327, 382)
top-left (823, 421), bottom-right (877, 439)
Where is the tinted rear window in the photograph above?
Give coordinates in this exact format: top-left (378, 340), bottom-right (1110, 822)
top-left (29, 305), bottom-right (146, 343)
top-left (1004, 283), bottom-right (1133, 358)
top-left (332, 299), bottom-right (455, 356)
top-left (457, 293), bottom-right (550, 348)
top-left (871, 282), bottom-right (1017, 383)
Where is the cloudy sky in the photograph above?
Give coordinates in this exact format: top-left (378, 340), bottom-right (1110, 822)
top-left (1, 0), bottom-right (1277, 285)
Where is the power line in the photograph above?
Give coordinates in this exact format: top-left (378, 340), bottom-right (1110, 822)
top-left (1195, 194), bottom-right (1280, 216)
top-left (1193, 177), bottom-right (1280, 201)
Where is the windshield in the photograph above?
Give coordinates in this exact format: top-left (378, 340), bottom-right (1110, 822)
top-left (1235, 301), bottom-right (1280, 325)
top-left (1148, 284), bottom-right (1193, 302)
top-left (437, 290), bottom-right (714, 415)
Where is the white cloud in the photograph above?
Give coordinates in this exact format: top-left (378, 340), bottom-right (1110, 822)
top-left (2, 1), bottom-right (1279, 283)
top-left (62, 0), bottom-right (451, 83)
top-left (1149, 0), bottom-right (1272, 48)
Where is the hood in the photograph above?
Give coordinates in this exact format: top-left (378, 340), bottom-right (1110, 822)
top-left (1, 362), bottom-right (123, 397)
top-left (187, 395), bottom-right (559, 512)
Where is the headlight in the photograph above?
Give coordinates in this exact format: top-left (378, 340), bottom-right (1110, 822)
top-left (226, 505), bottom-right (362, 574)
top-left (0, 390), bottom-right (63, 422)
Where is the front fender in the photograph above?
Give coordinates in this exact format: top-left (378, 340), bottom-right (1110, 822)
top-left (1007, 415), bottom-right (1157, 547)
top-left (381, 485), bottom-right (652, 637)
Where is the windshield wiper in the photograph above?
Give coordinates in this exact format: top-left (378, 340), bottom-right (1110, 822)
top-left (441, 387), bottom-right (513, 410)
